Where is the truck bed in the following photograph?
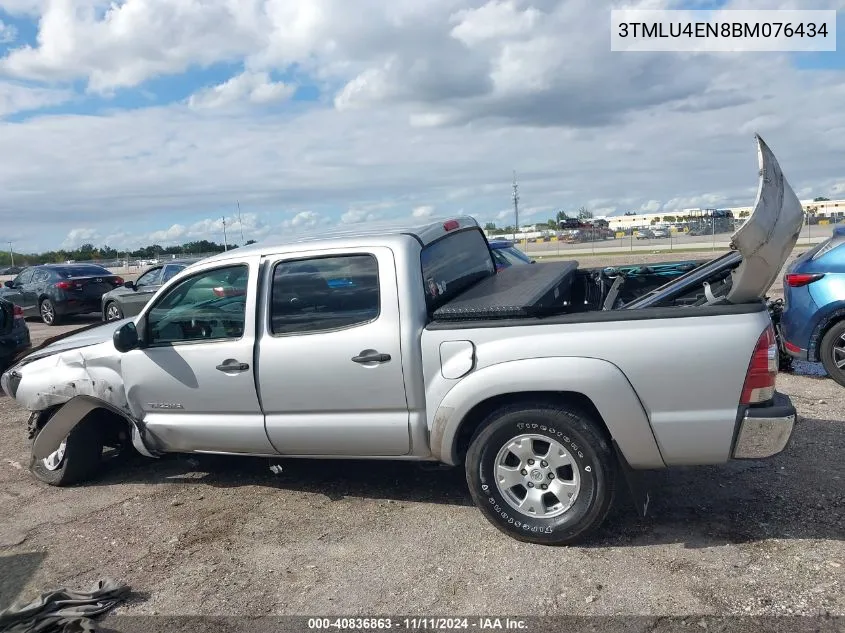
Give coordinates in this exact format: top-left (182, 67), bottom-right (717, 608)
top-left (432, 253), bottom-right (741, 324)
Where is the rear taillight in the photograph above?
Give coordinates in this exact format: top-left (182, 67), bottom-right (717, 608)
top-left (55, 281), bottom-right (73, 290)
top-left (13, 305), bottom-right (23, 319)
top-left (113, 277), bottom-right (124, 286)
top-left (785, 272), bottom-right (825, 287)
top-left (740, 325), bottom-right (778, 405)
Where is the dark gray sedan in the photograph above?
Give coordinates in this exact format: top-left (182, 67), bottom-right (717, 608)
top-left (101, 259), bottom-right (200, 321)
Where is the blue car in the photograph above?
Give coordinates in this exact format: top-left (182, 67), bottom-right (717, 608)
top-left (780, 225), bottom-right (845, 386)
top-left (489, 239), bottom-right (534, 271)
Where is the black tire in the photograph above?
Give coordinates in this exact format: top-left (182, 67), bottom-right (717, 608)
top-left (465, 402), bottom-right (617, 545)
top-left (105, 301), bottom-right (124, 322)
top-left (39, 298), bottom-right (60, 326)
top-left (820, 320), bottom-right (845, 387)
top-left (29, 417), bottom-right (104, 486)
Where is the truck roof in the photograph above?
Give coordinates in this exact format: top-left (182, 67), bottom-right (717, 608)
top-left (200, 215), bottom-right (481, 264)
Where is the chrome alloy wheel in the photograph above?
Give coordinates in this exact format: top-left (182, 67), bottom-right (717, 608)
top-left (493, 433), bottom-right (581, 518)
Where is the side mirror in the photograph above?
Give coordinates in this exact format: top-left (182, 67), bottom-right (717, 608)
top-left (3, 280), bottom-right (14, 288)
top-left (123, 281), bottom-right (136, 291)
top-left (113, 321), bottom-right (140, 353)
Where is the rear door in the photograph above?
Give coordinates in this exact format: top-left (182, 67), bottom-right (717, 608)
top-left (257, 247), bottom-right (411, 456)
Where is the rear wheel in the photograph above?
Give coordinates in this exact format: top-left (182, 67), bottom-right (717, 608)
top-left (820, 320), bottom-right (845, 387)
top-left (465, 402), bottom-right (617, 545)
top-left (40, 298), bottom-right (60, 326)
top-left (29, 417), bottom-right (104, 486)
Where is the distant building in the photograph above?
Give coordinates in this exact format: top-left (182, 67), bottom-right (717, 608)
top-left (596, 198), bottom-right (844, 230)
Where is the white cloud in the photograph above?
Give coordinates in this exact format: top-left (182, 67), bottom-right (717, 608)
top-left (61, 227), bottom-right (100, 250)
top-left (0, 0), bottom-right (843, 251)
top-left (0, 81), bottom-right (73, 116)
top-left (282, 210), bottom-right (327, 231)
top-left (188, 71), bottom-right (295, 110)
top-left (412, 205), bottom-right (434, 218)
top-left (341, 207), bottom-right (382, 224)
top-left (0, 19), bottom-right (18, 43)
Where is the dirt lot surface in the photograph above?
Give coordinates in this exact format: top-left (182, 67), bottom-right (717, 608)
top-left (1, 249), bottom-right (843, 620)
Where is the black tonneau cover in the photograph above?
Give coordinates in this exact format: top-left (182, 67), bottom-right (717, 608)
top-left (433, 261), bottom-right (578, 321)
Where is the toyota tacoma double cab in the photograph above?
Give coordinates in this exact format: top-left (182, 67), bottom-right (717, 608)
top-left (2, 136), bottom-right (802, 545)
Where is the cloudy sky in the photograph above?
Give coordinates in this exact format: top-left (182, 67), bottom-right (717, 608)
top-left (0, 0), bottom-right (843, 253)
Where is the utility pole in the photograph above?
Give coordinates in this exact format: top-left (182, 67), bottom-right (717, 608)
top-left (222, 216), bottom-right (229, 251)
top-left (512, 170), bottom-right (520, 239)
top-left (7, 242), bottom-right (13, 267)
top-left (237, 201), bottom-right (245, 244)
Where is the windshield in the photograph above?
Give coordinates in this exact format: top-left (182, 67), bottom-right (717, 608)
top-left (497, 246), bottom-right (532, 265)
top-left (420, 228), bottom-right (495, 312)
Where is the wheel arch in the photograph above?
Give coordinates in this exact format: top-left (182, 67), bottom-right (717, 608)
top-left (430, 357), bottom-right (665, 470)
top-left (809, 305), bottom-right (845, 362)
top-left (32, 395), bottom-right (159, 461)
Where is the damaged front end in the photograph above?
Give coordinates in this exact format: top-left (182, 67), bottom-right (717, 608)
top-left (1, 322), bottom-right (160, 462)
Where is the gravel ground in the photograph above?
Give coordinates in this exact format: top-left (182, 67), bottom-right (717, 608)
top-left (1, 248), bottom-right (842, 620)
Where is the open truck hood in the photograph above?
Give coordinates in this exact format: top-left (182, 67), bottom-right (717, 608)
top-left (725, 135), bottom-right (804, 303)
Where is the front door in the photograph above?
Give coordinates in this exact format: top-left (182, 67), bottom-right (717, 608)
top-left (5, 269), bottom-right (35, 315)
top-left (120, 258), bottom-right (274, 455)
top-left (123, 266), bottom-right (163, 316)
top-left (257, 248), bottom-right (411, 456)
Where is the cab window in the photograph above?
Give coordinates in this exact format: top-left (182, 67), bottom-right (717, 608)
top-left (270, 255), bottom-right (379, 335)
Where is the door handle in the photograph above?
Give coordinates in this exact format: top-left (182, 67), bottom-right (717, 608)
top-left (351, 352), bottom-right (391, 364)
top-left (216, 360), bottom-right (250, 372)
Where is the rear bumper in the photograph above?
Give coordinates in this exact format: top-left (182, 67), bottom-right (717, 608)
top-left (732, 392), bottom-right (797, 459)
top-left (55, 299), bottom-right (101, 316)
top-left (776, 324), bottom-right (809, 360)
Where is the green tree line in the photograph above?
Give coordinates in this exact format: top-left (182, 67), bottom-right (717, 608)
top-left (0, 239), bottom-right (258, 268)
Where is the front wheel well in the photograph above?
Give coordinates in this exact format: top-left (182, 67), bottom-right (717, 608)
top-left (451, 391), bottom-right (611, 465)
top-left (30, 404), bottom-right (132, 450)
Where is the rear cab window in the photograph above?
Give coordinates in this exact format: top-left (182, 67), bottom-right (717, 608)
top-left (420, 228), bottom-right (495, 312)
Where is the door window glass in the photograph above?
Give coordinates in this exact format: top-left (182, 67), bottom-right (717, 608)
top-left (136, 267), bottom-right (162, 287)
top-left (147, 265), bottom-right (249, 345)
top-left (270, 255), bottom-right (379, 335)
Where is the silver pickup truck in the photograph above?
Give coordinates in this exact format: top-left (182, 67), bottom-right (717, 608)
top-left (1, 136), bottom-right (803, 545)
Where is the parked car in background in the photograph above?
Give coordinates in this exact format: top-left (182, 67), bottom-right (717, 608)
top-left (0, 297), bottom-right (30, 371)
top-left (101, 259), bottom-right (200, 321)
top-left (1, 266), bottom-right (23, 276)
top-left (489, 239), bottom-right (534, 271)
top-left (779, 225), bottom-right (845, 386)
top-left (650, 228), bottom-right (670, 239)
top-left (0, 264), bottom-right (123, 325)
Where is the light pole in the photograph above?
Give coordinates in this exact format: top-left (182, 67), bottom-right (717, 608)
top-left (222, 217), bottom-right (229, 251)
top-left (7, 242), bottom-right (13, 267)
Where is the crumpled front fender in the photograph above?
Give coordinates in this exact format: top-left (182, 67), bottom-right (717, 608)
top-left (32, 394), bottom-right (159, 460)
